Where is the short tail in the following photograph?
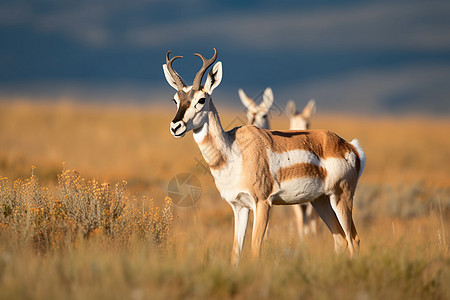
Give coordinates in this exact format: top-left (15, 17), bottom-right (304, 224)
top-left (350, 139), bottom-right (365, 179)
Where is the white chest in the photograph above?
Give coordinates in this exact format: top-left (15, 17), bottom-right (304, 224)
top-left (209, 146), bottom-right (255, 209)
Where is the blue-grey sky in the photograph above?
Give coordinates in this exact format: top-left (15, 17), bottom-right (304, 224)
top-left (1, 0), bottom-right (449, 114)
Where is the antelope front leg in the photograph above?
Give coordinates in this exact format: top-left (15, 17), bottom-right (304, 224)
top-left (231, 204), bottom-right (250, 266)
top-left (250, 201), bottom-right (271, 260)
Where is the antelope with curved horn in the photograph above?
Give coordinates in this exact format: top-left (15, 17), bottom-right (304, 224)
top-left (163, 49), bottom-right (366, 265)
top-left (239, 87), bottom-right (274, 129)
top-left (286, 99), bottom-right (320, 239)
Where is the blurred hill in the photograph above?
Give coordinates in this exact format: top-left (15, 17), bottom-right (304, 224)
top-left (1, 0), bottom-right (449, 115)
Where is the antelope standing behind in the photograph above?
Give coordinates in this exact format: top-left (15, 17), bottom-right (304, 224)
top-left (286, 99), bottom-right (321, 239)
top-left (238, 87), bottom-right (273, 130)
top-left (238, 87), bottom-right (274, 240)
top-left (163, 49), bottom-right (366, 265)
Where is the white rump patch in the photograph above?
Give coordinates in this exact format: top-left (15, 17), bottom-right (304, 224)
top-left (322, 157), bottom-right (350, 189)
top-left (351, 139), bottom-right (366, 179)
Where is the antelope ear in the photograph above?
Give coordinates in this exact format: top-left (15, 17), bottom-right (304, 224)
top-left (286, 100), bottom-right (297, 118)
top-left (204, 62), bottom-right (222, 94)
top-left (163, 64), bottom-right (185, 90)
top-left (260, 87), bottom-right (274, 114)
top-left (301, 99), bottom-right (316, 119)
top-left (238, 89), bottom-right (255, 109)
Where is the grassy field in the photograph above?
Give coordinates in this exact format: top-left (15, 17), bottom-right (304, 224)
top-left (0, 100), bottom-right (449, 299)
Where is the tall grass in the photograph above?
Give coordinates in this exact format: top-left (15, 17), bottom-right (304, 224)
top-left (0, 101), bottom-right (449, 299)
top-left (0, 212), bottom-right (448, 299)
top-left (0, 167), bottom-right (173, 254)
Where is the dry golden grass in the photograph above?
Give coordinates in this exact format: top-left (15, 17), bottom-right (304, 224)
top-left (0, 100), bottom-right (449, 299)
top-left (0, 168), bottom-right (173, 254)
top-left (2, 101), bottom-right (449, 187)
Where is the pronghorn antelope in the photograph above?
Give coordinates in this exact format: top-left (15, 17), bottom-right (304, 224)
top-left (163, 49), bottom-right (366, 265)
top-left (286, 99), bottom-right (317, 134)
top-left (238, 87), bottom-right (273, 129)
top-left (238, 87), bottom-right (274, 240)
top-left (286, 99), bottom-right (320, 239)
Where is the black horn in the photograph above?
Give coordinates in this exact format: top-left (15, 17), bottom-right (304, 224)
top-left (192, 48), bottom-right (218, 91)
top-left (166, 51), bottom-right (185, 90)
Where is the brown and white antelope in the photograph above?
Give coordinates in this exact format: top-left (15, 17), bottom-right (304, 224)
top-left (286, 99), bottom-right (320, 239)
top-left (239, 87), bottom-right (273, 129)
top-left (163, 49), bottom-right (366, 265)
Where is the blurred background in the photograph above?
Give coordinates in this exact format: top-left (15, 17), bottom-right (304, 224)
top-left (0, 4), bottom-right (449, 297)
top-left (1, 0), bottom-right (449, 115)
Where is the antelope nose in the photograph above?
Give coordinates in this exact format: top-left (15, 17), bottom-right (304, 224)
top-left (170, 121), bottom-right (185, 135)
top-left (171, 123), bottom-right (181, 134)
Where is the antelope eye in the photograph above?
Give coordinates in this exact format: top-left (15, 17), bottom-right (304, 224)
top-left (198, 98), bottom-right (206, 105)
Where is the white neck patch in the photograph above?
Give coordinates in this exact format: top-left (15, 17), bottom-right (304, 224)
top-left (193, 121), bottom-right (209, 144)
